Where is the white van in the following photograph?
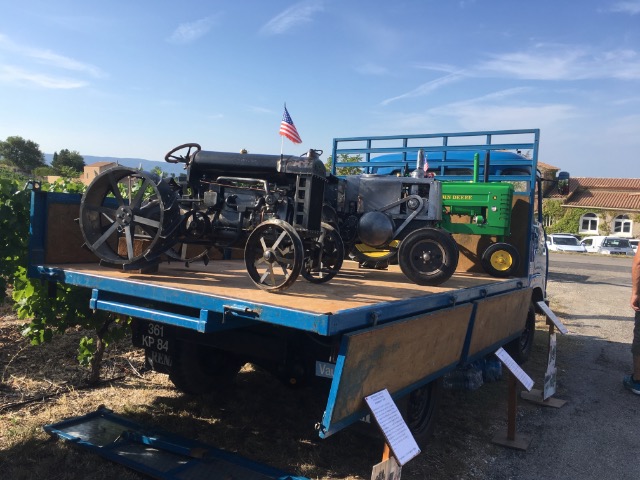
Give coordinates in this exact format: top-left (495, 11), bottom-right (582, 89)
top-left (580, 236), bottom-right (635, 256)
top-left (630, 239), bottom-right (639, 254)
top-left (546, 233), bottom-right (586, 253)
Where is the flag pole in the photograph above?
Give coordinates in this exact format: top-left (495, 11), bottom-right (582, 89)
top-left (280, 102), bottom-right (286, 159)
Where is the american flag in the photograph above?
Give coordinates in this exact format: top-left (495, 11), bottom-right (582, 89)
top-left (279, 105), bottom-right (302, 144)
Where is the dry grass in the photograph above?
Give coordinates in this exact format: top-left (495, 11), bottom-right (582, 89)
top-left (0, 298), bottom-right (551, 480)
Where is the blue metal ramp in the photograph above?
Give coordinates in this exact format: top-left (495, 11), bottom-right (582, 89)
top-left (44, 406), bottom-right (307, 480)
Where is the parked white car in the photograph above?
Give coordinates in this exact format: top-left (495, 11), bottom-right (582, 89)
top-left (630, 239), bottom-right (639, 254)
top-left (546, 233), bottom-right (587, 253)
top-left (580, 236), bottom-right (635, 256)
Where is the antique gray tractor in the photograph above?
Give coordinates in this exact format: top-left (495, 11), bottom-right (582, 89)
top-left (324, 151), bottom-right (459, 286)
top-left (78, 143), bottom-right (343, 293)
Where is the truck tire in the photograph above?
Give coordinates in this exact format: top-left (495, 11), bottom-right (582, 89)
top-left (169, 341), bottom-right (243, 395)
top-left (505, 302), bottom-right (536, 364)
top-left (398, 228), bottom-right (459, 286)
top-left (397, 378), bottom-right (443, 448)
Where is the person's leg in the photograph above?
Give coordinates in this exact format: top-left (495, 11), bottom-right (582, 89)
top-left (624, 311), bottom-right (640, 393)
top-left (634, 311), bottom-right (640, 382)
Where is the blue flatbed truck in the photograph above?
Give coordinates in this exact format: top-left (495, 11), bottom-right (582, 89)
top-left (29, 129), bottom-right (548, 477)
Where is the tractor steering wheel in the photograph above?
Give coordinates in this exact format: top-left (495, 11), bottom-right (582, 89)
top-left (165, 143), bottom-right (202, 164)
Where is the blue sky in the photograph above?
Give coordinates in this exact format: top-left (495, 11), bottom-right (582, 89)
top-left (1, 0), bottom-right (639, 177)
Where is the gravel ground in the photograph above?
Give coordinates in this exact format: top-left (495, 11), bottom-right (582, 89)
top-left (479, 252), bottom-right (639, 480)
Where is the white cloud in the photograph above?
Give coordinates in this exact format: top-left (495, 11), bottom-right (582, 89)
top-left (0, 65), bottom-right (87, 89)
top-left (380, 72), bottom-right (465, 106)
top-left (609, 1), bottom-right (640, 14)
top-left (476, 44), bottom-right (640, 80)
top-left (0, 33), bottom-right (102, 78)
top-left (260, 0), bottom-right (324, 35)
top-left (428, 89), bottom-right (577, 131)
top-left (167, 16), bottom-right (218, 44)
top-left (413, 62), bottom-right (461, 74)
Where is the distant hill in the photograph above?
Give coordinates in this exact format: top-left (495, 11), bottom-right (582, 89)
top-left (44, 154), bottom-right (186, 177)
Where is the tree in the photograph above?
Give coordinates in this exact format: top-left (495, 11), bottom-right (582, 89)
top-left (33, 166), bottom-right (56, 177)
top-left (325, 153), bottom-right (363, 175)
top-left (51, 148), bottom-right (85, 174)
top-left (0, 136), bottom-right (45, 173)
top-left (150, 165), bottom-right (166, 178)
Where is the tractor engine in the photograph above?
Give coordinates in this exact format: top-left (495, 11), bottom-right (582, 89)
top-left (175, 175), bottom-right (295, 246)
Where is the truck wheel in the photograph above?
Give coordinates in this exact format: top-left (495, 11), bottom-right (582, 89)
top-left (244, 219), bottom-right (304, 293)
top-left (301, 223), bottom-right (345, 283)
top-left (505, 302), bottom-right (536, 364)
top-left (79, 167), bottom-right (180, 265)
top-left (398, 228), bottom-right (458, 286)
top-left (481, 242), bottom-right (520, 277)
top-left (397, 378), bottom-right (443, 448)
top-left (169, 342), bottom-right (243, 395)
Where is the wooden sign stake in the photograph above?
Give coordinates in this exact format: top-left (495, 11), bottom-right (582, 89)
top-left (492, 371), bottom-right (532, 450)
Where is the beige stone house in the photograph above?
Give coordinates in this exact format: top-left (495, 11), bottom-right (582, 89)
top-left (81, 161), bottom-right (117, 186)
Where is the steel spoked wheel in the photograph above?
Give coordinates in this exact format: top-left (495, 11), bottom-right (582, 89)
top-left (79, 167), bottom-right (179, 265)
top-left (165, 211), bottom-right (211, 266)
top-left (301, 222), bottom-right (345, 284)
top-left (165, 242), bottom-right (210, 266)
top-left (481, 242), bottom-right (520, 278)
top-left (398, 228), bottom-right (459, 286)
top-left (244, 219), bottom-right (304, 292)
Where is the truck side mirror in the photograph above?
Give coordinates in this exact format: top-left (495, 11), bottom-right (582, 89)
top-left (557, 171), bottom-right (570, 195)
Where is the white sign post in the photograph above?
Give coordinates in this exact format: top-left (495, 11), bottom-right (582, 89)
top-left (521, 301), bottom-right (568, 408)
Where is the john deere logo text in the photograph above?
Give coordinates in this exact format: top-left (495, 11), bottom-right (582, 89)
top-left (442, 194), bottom-right (473, 200)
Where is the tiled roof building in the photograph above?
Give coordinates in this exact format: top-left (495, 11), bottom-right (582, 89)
top-left (540, 170), bottom-right (640, 237)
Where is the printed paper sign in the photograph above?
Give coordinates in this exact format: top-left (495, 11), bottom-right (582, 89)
top-left (364, 389), bottom-right (420, 466)
top-left (495, 347), bottom-right (535, 391)
top-left (536, 301), bottom-right (568, 334)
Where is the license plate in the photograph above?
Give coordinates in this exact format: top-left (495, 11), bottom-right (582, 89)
top-left (133, 321), bottom-right (174, 371)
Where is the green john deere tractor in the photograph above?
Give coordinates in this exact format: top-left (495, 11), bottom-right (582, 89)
top-left (351, 152), bottom-right (520, 278)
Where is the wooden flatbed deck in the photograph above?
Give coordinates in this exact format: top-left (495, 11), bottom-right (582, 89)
top-left (49, 259), bottom-right (505, 315)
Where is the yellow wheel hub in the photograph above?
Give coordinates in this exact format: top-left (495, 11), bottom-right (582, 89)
top-left (354, 240), bottom-right (400, 260)
top-left (489, 250), bottom-right (513, 271)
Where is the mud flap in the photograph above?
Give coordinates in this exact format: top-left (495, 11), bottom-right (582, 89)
top-left (44, 406), bottom-right (306, 480)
